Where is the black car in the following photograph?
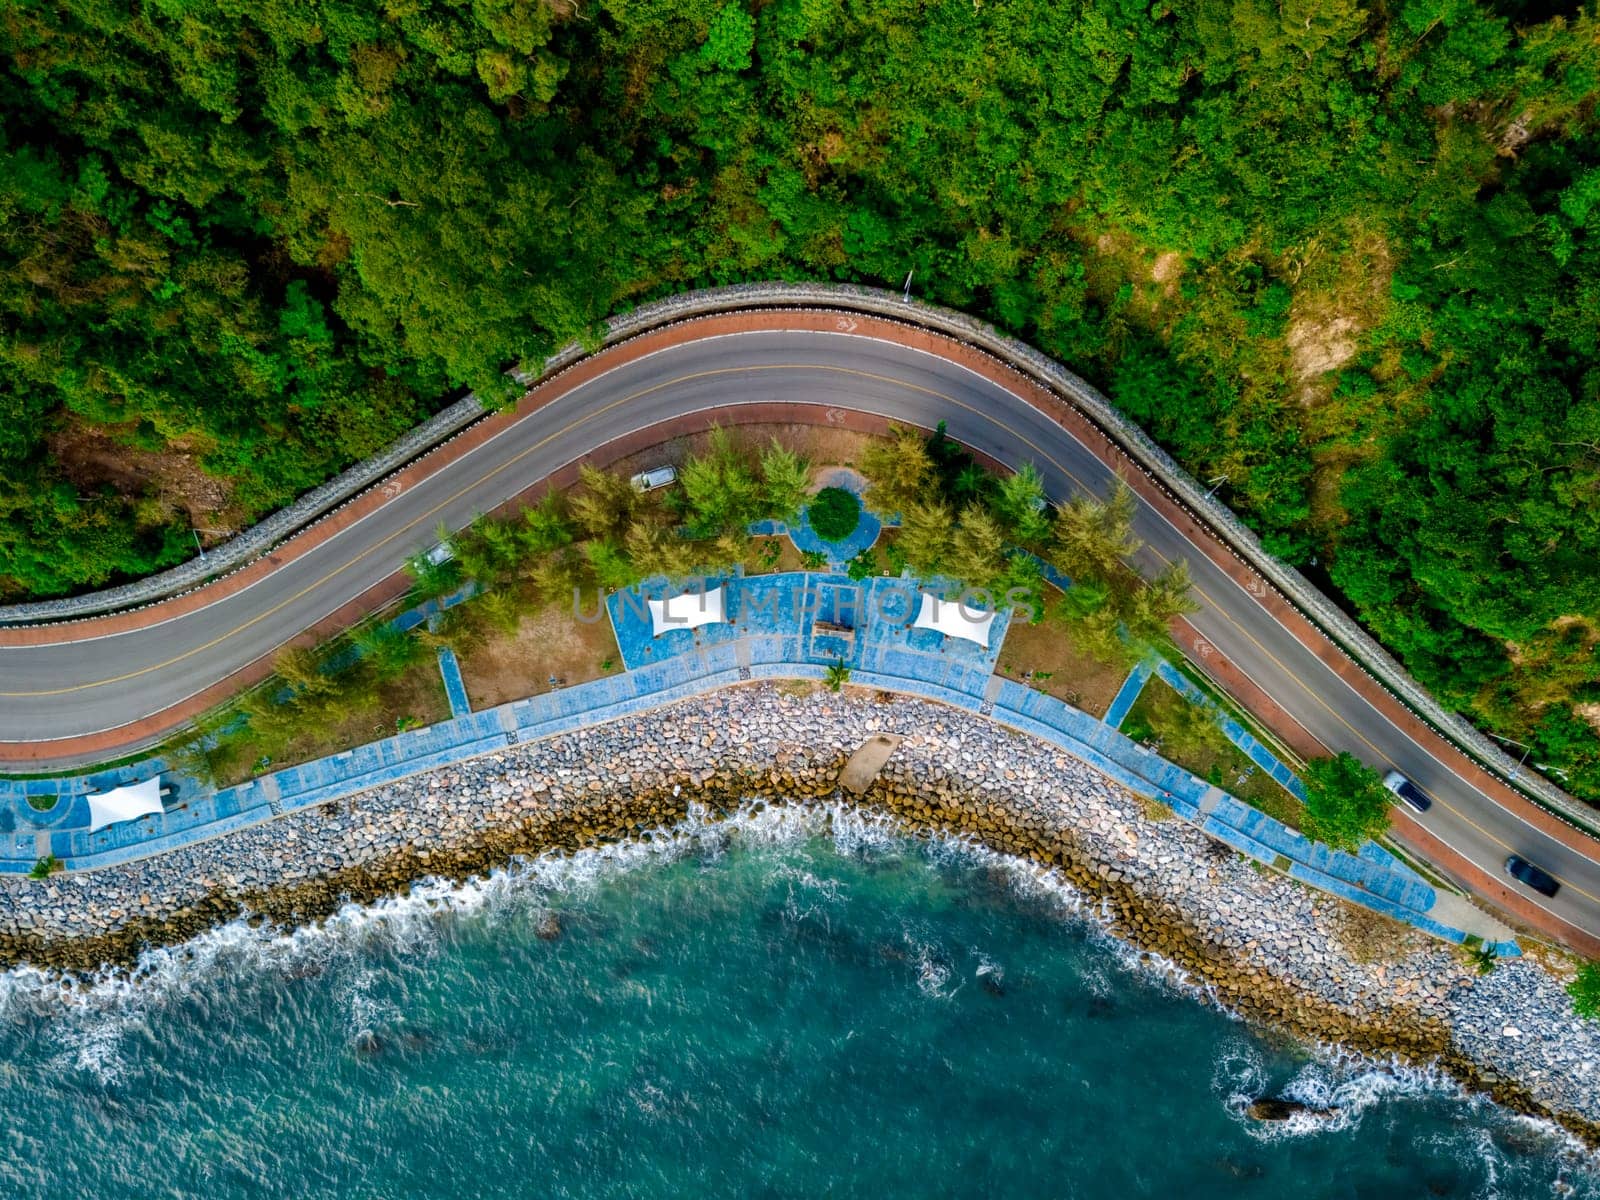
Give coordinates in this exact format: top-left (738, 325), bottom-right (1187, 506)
top-left (1382, 770), bottom-right (1433, 814)
top-left (1504, 855), bottom-right (1561, 898)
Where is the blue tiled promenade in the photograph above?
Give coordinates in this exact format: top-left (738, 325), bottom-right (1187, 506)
top-left (0, 571), bottom-right (1513, 954)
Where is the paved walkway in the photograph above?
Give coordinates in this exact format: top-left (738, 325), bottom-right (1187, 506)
top-left (0, 300), bottom-right (1588, 955)
top-left (0, 571), bottom-right (1517, 955)
top-left (749, 468), bottom-right (884, 567)
top-left (437, 648), bottom-right (472, 719)
top-left (1104, 662), bottom-right (1153, 730)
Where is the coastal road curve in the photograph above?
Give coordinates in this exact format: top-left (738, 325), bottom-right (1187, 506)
top-left (2, 310), bottom-right (1598, 951)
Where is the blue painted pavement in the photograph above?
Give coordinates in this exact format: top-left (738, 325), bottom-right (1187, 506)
top-left (437, 647), bottom-right (472, 718)
top-left (749, 470), bottom-right (884, 567)
top-left (1104, 662), bottom-right (1154, 730)
top-left (0, 570), bottom-right (1513, 955)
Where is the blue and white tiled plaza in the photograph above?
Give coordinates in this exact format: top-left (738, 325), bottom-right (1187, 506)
top-left (0, 564), bottom-right (1513, 954)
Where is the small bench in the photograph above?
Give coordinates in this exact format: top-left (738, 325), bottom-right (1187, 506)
top-left (812, 619), bottom-right (855, 644)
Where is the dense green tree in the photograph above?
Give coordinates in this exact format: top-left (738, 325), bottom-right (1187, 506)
top-left (353, 621), bottom-right (427, 683)
top-left (571, 464), bottom-right (644, 542)
top-left (992, 464), bottom-right (1052, 548)
top-left (1301, 752), bottom-right (1395, 851)
top-left (1, 0), bottom-right (1598, 798)
top-left (758, 440), bottom-right (811, 524)
top-left (897, 500), bottom-right (954, 576)
top-left (679, 427), bottom-right (764, 538)
top-left (860, 427), bottom-right (935, 519)
top-left (1048, 481), bottom-right (1141, 584)
top-left (945, 504), bottom-right (1007, 594)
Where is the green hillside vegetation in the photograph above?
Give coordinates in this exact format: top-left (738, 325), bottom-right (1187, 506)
top-left (3, 0), bottom-right (1598, 796)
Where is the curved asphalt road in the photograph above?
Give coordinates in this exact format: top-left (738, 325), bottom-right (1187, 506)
top-left (3, 325), bottom-right (1599, 942)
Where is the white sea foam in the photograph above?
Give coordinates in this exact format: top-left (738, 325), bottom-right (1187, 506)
top-left (909, 939), bottom-right (955, 999)
top-left (0, 793), bottom-right (1594, 1173)
top-left (1216, 1035), bottom-right (1517, 1147)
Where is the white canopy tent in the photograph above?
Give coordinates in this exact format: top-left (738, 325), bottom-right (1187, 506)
top-left (912, 592), bottom-right (995, 649)
top-left (87, 776), bottom-right (163, 833)
top-left (648, 586), bottom-right (726, 637)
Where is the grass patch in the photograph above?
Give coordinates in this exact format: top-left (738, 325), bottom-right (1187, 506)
top-left (25, 793), bottom-right (57, 812)
top-left (1121, 679), bottom-right (1305, 828)
top-left (1133, 792), bottom-right (1175, 822)
top-left (174, 611), bottom-right (452, 789)
top-left (1160, 654), bottom-right (1305, 773)
top-left (808, 487), bottom-right (861, 541)
top-left (211, 660), bottom-right (449, 788)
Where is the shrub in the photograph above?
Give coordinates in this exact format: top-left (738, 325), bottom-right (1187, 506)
top-left (809, 487), bottom-right (861, 541)
top-left (824, 660), bottom-right (851, 692)
top-left (29, 855), bottom-right (62, 880)
top-left (846, 547), bottom-right (878, 580)
top-left (1301, 752), bottom-right (1393, 851)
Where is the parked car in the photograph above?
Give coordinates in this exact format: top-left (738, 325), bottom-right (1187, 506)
top-left (423, 539), bottom-right (454, 566)
top-left (1381, 769), bottom-right (1433, 814)
top-left (1504, 855), bottom-right (1561, 898)
top-left (630, 465), bottom-right (678, 492)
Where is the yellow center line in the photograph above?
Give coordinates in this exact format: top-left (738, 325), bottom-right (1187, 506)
top-left (1, 364), bottom-right (786, 696)
top-left (809, 369), bottom-right (1600, 908)
top-left (7, 352), bottom-right (1591, 907)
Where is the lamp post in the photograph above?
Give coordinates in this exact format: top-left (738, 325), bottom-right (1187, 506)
top-left (1489, 733), bottom-right (1533, 783)
top-left (902, 270), bottom-right (914, 303)
top-left (191, 528), bottom-right (229, 564)
top-left (1203, 474), bottom-right (1229, 501)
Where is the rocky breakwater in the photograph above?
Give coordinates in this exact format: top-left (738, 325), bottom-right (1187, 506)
top-left (0, 683), bottom-right (1596, 1142)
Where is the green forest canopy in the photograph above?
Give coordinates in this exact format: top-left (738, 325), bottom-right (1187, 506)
top-left (2, 0), bottom-right (1599, 797)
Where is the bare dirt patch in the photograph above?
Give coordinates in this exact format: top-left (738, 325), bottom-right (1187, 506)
top-left (455, 601), bottom-right (622, 711)
top-left (1076, 225), bottom-right (1188, 319)
top-left (1284, 227), bottom-right (1394, 395)
top-left (1149, 250), bottom-right (1184, 296)
top-left (1576, 703), bottom-right (1600, 736)
top-left (1286, 314), bottom-right (1361, 382)
top-left (48, 422), bottom-right (236, 535)
top-left (995, 619), bottom-right (1127, 719)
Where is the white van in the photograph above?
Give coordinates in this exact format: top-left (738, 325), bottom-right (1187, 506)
top-left (630, 465), bottom-right (678, 492)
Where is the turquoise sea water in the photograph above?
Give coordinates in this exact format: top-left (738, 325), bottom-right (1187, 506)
top-left (1, 803), bottom-right (1595, 1199)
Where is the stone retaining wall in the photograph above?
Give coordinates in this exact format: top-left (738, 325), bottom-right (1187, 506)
top-left (1, 685), bottom-right (1594, 1143)
top-left (4, 282), bottom-right (1584, 827)
top-left (0, 393), bottom-right (486, 625)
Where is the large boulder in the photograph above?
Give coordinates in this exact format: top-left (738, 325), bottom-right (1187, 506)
top-left (1246, 1097), bottom-right (1338, 1122)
